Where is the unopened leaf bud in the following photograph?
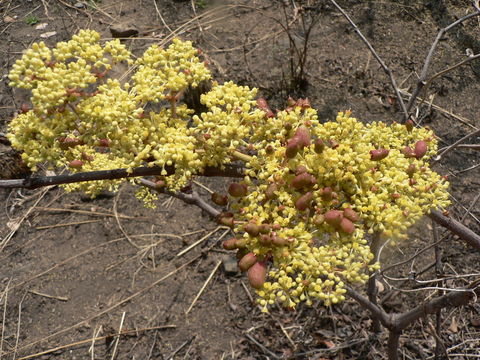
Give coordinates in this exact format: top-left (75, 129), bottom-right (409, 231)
top-left (248, 262), bottom-right (267, 289)
top-left (239, 252), bottom-right (257, 272)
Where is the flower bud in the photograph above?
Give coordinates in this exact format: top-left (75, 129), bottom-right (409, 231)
top-left (285, 137), bottom-right (300, 159)
top-left (248, 262), bottom-right (267, 289)
top-left (272, 236), bottom-right (289, 246)
top-left (324, 210), bottom-right (343, 228)
top-left (235, 238), bottom-right (247, 249)
top-left (402, 146), bottom-right (415, 158)
top-left (339, 218), bottom-right (355, 234)
top-left (239, 252), bottom-right (257, 272)
top-left (314, 139), bottom-right (325, 154)
top-left (295, 192), bottom-right (313, 211)
top-left (98, 138), bottom-right (110, 147)
top-left (370, 148), bottom-right (389, 161)
top-left (405, 119), bottom-right (414, 132)
top-left (259, 224), bottom-right (270, 234)
top-left (343, 208), bottom-right (359, 222)
top-left (320, 187), bottom-right (333, 201)
top-left (265, 183), bottom-right (277, 200)
top-left (218, 216), bottom-right (234, 227)
top-left (406, 163), bottom-right (416, 178)
top-left (228, 182), bottom-right (248, 197)
top-left (294, 125), bottom-right (311, 148)
top-left (414, 140), bottom-right (427, 159)
top-left (244, 223), bottom-right (260, 236)
top-left (223, 238), bottom-right (237, 250)
top-left (68, 159), bottom-right (84, 169)
top-left (259, 234), bottom-right (272, 245)
top-left (211, 192), bottom-right (228, 206)
top-left (291, 172), bottom-right (315, 190)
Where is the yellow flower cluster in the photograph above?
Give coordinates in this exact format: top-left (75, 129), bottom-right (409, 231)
top-left (7, 31), bottom-right (450, 310)
top-left (229, 109), bottom-right (449, 310)
top-left (132, 38), bottom-right (211, 103)
top-left (7, 31), bottom-right (212, 195)
top-left (192, 81), bottom-right (265, 167)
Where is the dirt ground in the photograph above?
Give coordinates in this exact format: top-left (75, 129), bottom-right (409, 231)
top-left (0, 0), bottom-right (479, 359)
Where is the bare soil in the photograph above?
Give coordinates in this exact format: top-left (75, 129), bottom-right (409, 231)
top-left (0, 1), bottom-right (479, 359)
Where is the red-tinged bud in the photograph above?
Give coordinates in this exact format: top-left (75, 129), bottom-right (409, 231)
top-left (406, 164), bottom-right (416, 178)
top-left (370, 148), bottom-right (389, 161)
top-left (285, 137), bottom-right (300, 159)
top-left (265, 145), bottom-right (274, 155)
top-left (343, 208), bottom-right (359, 222)
top-left (295, 192), bottom-right (313, 211)
top-left (287, 96), bottom-right (296, 106)
top-left (392, 193), bottom-right (401, 200)
top-left (228, 182), bottom-right (248, 197)
top-left (272, 223), bottom-right (281, 231)
top-left (284, 122), bottom-right (293, 131)
top-left (414, 140), bottom-right (427, 159)
top-left (211, 192), bottom-right (228, 206)
top-left (239, 252), bottom-right (257, 272)
top-left (406, 119), bottom-right (414, 132)
top-left (259, 224), bottom-right (270, 234)
top-left (278, 205), bottom-right (285, 211)
top-left (294, 125), bottom-right (311, 148)
top-left (265, 183), bottom-right (277, 200)
top-left (291, 172), bottom-right (315, 190)
top-left (203, 133), bottom-right (211, 140)
top-left (68, 159), bottom-right (84, 169)
top-left (402, 146), bottom-right (415, 158)
top-left (223, 238), bottom-right (237, 250)
top-left (259, 234), bottom-right (272, 245)
top-left (248, 262), bottom-right (267, 289)
top-left (329, 139), bottom-right (340, 149)
top-left (20, 103), bottom-right (30, 113)
top-left (339, 218), bottom-right (355, 234)
top-left (324, 210), bottom-right (343, 227)
top-left (409, 178), bottom-right (417, 186)
top-left (98, 138), bottom-right (110, 147)
top-left (314, 138), bottom-right (325, 154)
top-left (295, 165), bottom-right (308, 175)
top-left (320, 187), bottom-right (333, 201)
top-left (403, 210), bottom-right (409, 217)
top-left (370, 186), bottom-right (378, 192)
top-left (272, 236), bottom-right (289, 246)
top-left (218, 216), bottom-right (234, 227)
top-left (244, 223), bottom-right (260, 236)
top-left (81, 152), bottom-right (94, 161)
top-left (265, 108), bottom-right (275, 118)
top-left (257, 97), bottom-right (269, 110)
top-left (235, 239), bottom-right (247, 249)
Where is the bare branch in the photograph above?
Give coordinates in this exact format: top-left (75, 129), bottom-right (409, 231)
top-left (345, 286), bottom-right (392, 329)
top-left (428, 209), bottom-right (480, 250)
top-left (0, 164), bottom-right (244, 190)
top-left (406, 10), bottom-right (480, 112)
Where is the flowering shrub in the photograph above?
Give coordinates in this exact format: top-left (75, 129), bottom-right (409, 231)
top-left (7, 30), bottom-right (450, 311)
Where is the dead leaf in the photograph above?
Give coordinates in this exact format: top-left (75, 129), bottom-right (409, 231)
top-left (376, 279), bottom-right (385, 293)
top-left (448, 316), bottom-right (458, 333)
top-left (35, 23), bottom-right (48, 30)
top-left (471, 317), bottom-right (480, 327)
top-left (4, 15), bottom-right (15, 23)
top-left (322, 339), bottom-right (335, 349)
top-left (40, 31), bottom-right (57, 39)
top-left (7, 219), bottom-right (20, 232)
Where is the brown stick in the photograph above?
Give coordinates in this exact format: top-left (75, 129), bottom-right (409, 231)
top-left (428, 210), bottom-right (480, 250)
top-left (0, 164), bottom-right (244, 190)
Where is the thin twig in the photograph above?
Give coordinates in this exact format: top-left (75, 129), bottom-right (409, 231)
top-left (110, 311), bottom-right (126, 360)
top-left (185, 260), bottom-right (222, 314)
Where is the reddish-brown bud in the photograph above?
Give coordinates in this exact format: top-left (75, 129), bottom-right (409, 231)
top-left (324, 210), bottom-right (343, 228)
top-left (405, 119), bottom-right (414, 132)
top-left (272, 236), bottom-right (289, 246)
top-left (98, 138), bottom-right (110, 147)
top-left (329, 139), bottom-right (340, 149)
top-left (259, 234), bottom-right (272, 245)
top-left (402, 146), bottom-right (415, 158)
top-left (248, 262), bottom-right (267, 289)
top-left (265, 183), bottom-right (278, 200)
top-left (211, 192), bottom-right (228, 206)
top-left (259, 224), bottom-right (270, 234)
top-left (339, 218), bottom-right (355, 234)
top-left (343, 208), bottom-right (359, 222)
top-left (294, 125), bottom-right (311, 148)
top-left (228, 182), bottom-right (248, 197)
top-left (218, 216), bottom-right (234, 227)
top-left (223, 238), bottom-right (238, 250)
top-left (239, 252), bottom-right (257, 272)
top-left (414, 140), bottom-right (427, 159)
top-left (406, 164), bottom-right (416, 178)
top-left (314, 138), bottom-right (325, 154)
top-left (320, 187), bottom-right (333, 201)
top-left (244, 223), bottom-right (260, 237)
top-left (295, 192), bottom-right (313, 211)
top-left (370, 148), bottom-right (389, 161)
top-left (68, 159), bottom-right (84, 169)
top-left (291, 172), bottom-right (315, 190)
top-left (285, 137), bottom-right (300, 159)
top-left (20, 103), bottom-right (30, 113)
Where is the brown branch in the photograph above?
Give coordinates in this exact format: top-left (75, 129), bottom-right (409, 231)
top-left (328, 0), bottom-right (409, 122)
top-left (139, 178), bottom-right (220, 218)
top-left (0, 164), bottom-right (244, 190)
top-left (406, 10), bottom-right (480, 113)
top-left (428, 209), bottom-right (480, 250)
